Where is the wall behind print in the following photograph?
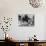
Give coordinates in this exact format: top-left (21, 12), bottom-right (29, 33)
top-left (0, 0), bottom-right (46, 40)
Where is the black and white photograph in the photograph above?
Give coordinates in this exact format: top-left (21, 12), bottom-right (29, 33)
top-left (18, 14), bottom-right (35, 26)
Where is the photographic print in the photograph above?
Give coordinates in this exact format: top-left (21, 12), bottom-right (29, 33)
top-left (18, 14), bottom-right (35, 26)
